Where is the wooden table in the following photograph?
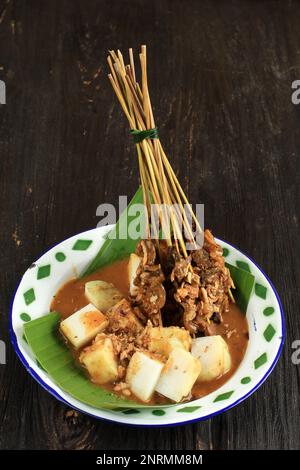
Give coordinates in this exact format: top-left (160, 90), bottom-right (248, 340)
top-left (0, 0), bottom-right (299, 450)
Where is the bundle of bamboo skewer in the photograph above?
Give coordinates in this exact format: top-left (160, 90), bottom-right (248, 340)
top-left (107, 45), bottom-right (202, 258)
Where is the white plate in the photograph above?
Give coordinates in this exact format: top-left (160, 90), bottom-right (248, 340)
top-left (10, 225), bottom-right (284, 427)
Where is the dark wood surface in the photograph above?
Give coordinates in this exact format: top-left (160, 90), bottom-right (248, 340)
top-left (0, 0), bottom-right (299, 450)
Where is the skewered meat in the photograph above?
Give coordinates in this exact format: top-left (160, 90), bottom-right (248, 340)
top-left (136, 239), bottom-right (157, 265)
top-left (130, 240), bottom-right (166, 326)
top-left (168, 229), bottom-right (234, 335)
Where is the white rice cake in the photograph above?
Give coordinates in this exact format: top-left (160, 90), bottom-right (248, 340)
top-left (155, 348), bottom-right (201, 402)
top-left (147, 326), bottom-right (192, 357)
top-left (85, 280), bottom-right (123, 312)
top-left (191, 335), bottom-right (231, 381)
top-left (60, 303), bottom-right (108, 349)
top-left (126, 351), bottom-right (164, 402)
top-left (80, 335), bottom-right (118, 384)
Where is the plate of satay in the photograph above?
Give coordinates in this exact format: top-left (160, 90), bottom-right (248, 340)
top-left (10, 46), bottom-right (284, 426)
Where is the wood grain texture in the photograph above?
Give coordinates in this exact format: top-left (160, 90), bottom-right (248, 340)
top-left (0, 0), bottom-right (299, 450)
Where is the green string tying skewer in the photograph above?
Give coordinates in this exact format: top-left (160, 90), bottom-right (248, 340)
top-left (130, 128), bottom-right (159, 143)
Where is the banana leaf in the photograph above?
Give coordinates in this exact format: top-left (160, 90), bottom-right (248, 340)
top-left (82, 187), bottom-right (146, 276)
top-left (226, 263), bottom-right (255, 314)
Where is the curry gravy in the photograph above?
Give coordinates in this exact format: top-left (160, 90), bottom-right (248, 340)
top-left (51, 258), bottom-right (130, 319)
top-left (51, 258), bottom-right (249, 403)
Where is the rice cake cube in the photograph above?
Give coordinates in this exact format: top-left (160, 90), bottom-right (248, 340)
top-left (126, 351), bottom-right (164, 402)
top-left (155, 348), bottom-right (201, 402)
top-left (80, 335), bottom-right (118, 384)
top-left (85, 280), bottom-right (123, 312)
top-left (60, 303), bottom-right (108, 349)
top-left (191, 335), bottom-right (231, 381)
top-left (147, 326), bottom-right (192, 357)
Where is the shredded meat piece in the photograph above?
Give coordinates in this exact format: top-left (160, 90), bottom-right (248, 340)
top-left (132, 306), bottom-right (147, 323)
top-left (191, 248), bottom-right (211, 270)
top-left (136, 320), bottom-right (154, 350)
top-left (174, 280), bottom-right (200, 333)
top-left (131, 239), bottom-right (166, 325)
top-left (107, 298), bottom-right (143, 335)
top-left (107, 332), bottom-right (137, 367)
top-left (168, 229), bottom-right (234, 335)
top-left (170, 256), bottom-right (191, 283)
top-left (136, 239), bottom-right (156, 265)
top-left (203, 229), bottom-right (227, 269)
top-left (120, 342), bottom-right (135, 361)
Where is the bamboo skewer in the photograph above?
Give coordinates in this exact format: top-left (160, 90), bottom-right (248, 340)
top-left (107, 46), bottom-right (202, 258)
